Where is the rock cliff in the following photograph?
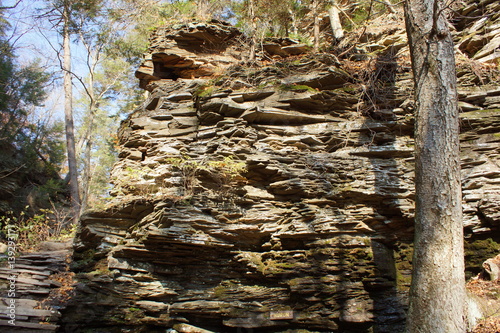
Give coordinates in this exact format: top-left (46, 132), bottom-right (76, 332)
top-left (62, 4), bottom-right (500, 332)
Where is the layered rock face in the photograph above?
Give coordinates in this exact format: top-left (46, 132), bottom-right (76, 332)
top-left (63, 12), bottom-right (500, 333)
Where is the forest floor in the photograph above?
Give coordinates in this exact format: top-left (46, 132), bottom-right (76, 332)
top-left (468, 279), bottom-right (500, 332)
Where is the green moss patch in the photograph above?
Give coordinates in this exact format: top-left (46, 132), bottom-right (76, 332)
top-left (465, 238), bottom-right (500, 278)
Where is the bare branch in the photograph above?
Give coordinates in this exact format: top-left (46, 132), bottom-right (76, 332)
top-left (0, 164), bottom-right (25, 180)
top-left (0, 0), bottom-right (22, 10)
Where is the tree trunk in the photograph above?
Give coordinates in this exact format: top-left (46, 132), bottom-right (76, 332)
top-left (80, 72), bottom-right (96, 213)
top-left (80, 124), bottom-right (93, 213)
top-left (328, 0), bottom-right (343, 41)
top-left (404, 0), bottom-right (466, 332)
top-left (313, 0), bottom-right (320, 51)
top-left (248, 0), bottom-right (256, 61)
top-left (196, 0), bottom-right (210, 21)
top-left (63, 0), bottom-right (81, 221)
top-left (78, 37), bottom-right (98, 213)
top-left (288, 7), bottom-right (298, 36)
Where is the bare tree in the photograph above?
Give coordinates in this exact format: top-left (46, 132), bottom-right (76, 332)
top-left (76, 32), bottom-right (127, 212)
top-left (62, 0), bottom-right (81, 221)
top-left (404, 0), bottom-right (466, 331)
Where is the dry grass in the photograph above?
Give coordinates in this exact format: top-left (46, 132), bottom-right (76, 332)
top-left (472, 317), bottom-right (500, 333)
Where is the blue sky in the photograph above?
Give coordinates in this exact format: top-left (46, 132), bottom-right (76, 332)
top-left (3, 0), bottom-right (107, 122)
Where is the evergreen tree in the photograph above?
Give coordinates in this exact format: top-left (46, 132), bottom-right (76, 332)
top-left (0, 5), bottom-right (65, 213)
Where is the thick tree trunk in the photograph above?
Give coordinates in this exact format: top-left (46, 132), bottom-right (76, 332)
top-left (63, 1), bottom-right (81, 221)
top-left (404, 0), bottom-right (466, 332)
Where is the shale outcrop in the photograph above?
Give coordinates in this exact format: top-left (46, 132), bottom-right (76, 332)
top-left (62, 5), bottom-right (500, 332)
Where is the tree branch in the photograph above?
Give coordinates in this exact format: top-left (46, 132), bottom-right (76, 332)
top-left (0, 164), bottom-right (25, 180)
top-left (0, 0), bottom-right (22, 10)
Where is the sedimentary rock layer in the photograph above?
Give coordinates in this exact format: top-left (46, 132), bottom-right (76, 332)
top-left (62, 10), bottom-right (500, 333)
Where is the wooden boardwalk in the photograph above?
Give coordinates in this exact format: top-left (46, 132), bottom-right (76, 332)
top-left (0, 241), bottom-right (72, 332)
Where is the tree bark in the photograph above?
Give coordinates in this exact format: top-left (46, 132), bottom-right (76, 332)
top-left (404, 0), bottom-right (466, 332)
top-left (312, 0), bottom-right (320, 51)
top-left (288, 7), bottom-right (298, 36)
top-left (196, 0), bottom-right (210, 21)
top-left (248, 0), bottom-right (256, 61)
top-left (80, 67), bottom-right (96, 213)
top-left (328, 0), bottom-right (343, 41)
top-left (78, 35), bottom-right (97, 213)
top-left (63, 0), bottom-right (81, 221)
